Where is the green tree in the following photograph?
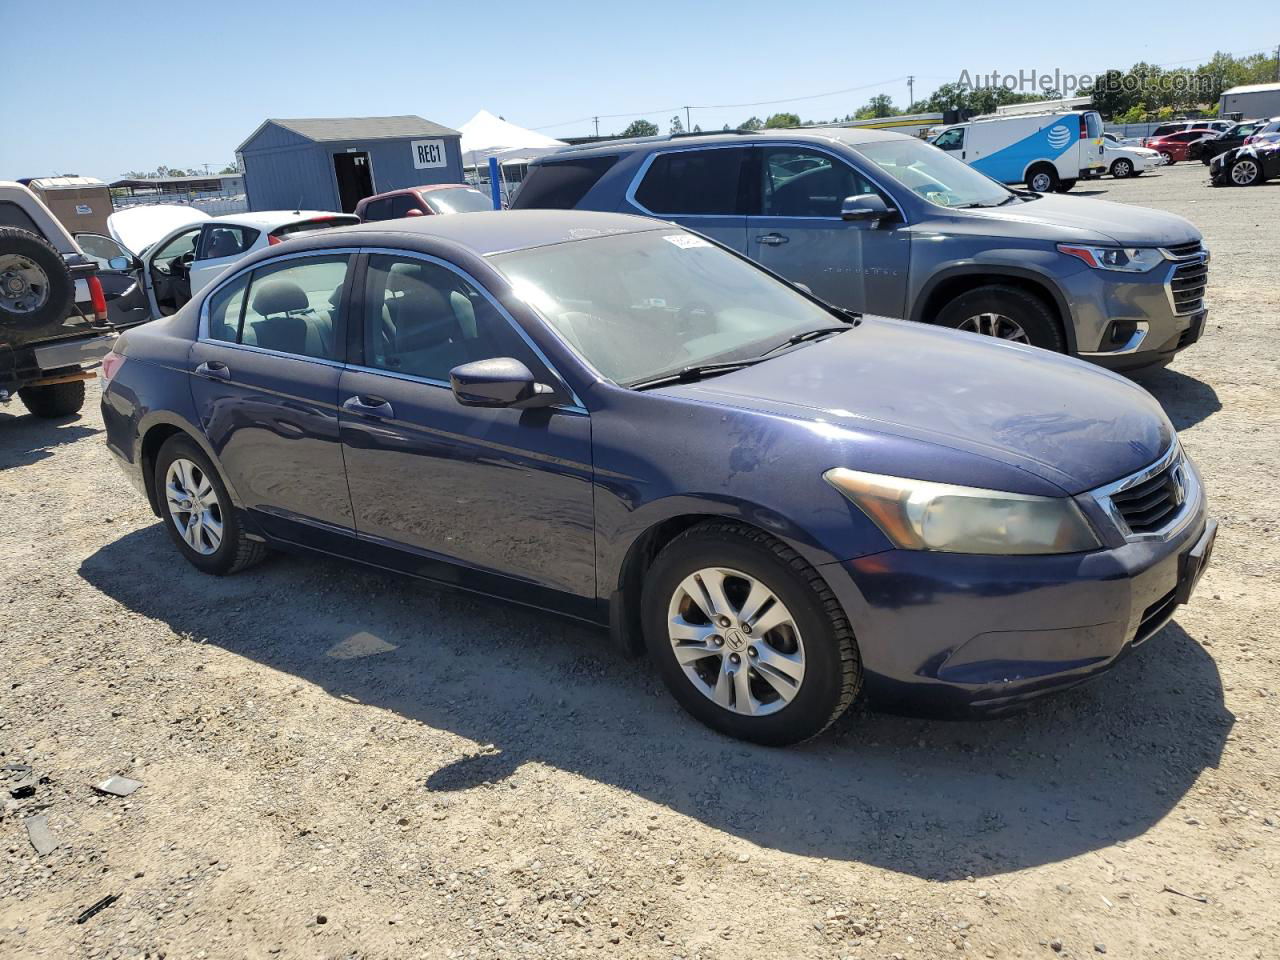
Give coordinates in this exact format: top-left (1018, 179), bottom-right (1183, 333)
top-left (218, 164), bottom-right (239, 174)
top-left (620, 119), bottom-right (658, 138)
top-left (738, 116), bottom-right (764, 131)
top-left (763, 112), bottom-right (801, 128)
top-left (669, 115), bottom-right (684, 135)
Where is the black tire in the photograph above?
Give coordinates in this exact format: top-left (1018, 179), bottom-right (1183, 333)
top-left (154, 434), bottom-right (266, 576)
top-left (1229, 157), bottom-right (1264, 187)
top-left (1056, 177), bottom-right (1077, 192)
top-left (642, 520), bottom-right (861, 746)
top-left (1110, 158), bottom-right (1134, 179)
top-left (1025, 165), bottom-right (1059, 193)
top-left (17, 380), bottom-right (85, 418)
top-left (935, 284), bottom-right (1066, 352)
top-left (0, 226), bottom-right (73, 329)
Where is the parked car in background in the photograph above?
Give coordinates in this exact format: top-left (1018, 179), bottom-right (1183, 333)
top-left (105, 207), bottom-right (358, 317)
top-left (1145, 129), bottom-right (1217, 164)
top-left (1100, 140), bottom-right (1165, 178)
top-left (514, 129), bottom-right (1209, 371)
top-left (1142, 120), bottom-right (1232, 145)
top-left (1241, 117), bottom-right (1280, 145)
top-left (929, 110), bottom-right (1106, 192)
top-left (99, 210), bottom-right (1215, 744)
top-left (1102, 132), bottom-right (1144, 148)
top-left (355, 184), bottom-right (494, 223)
top-left (1, 181), bottom-right (116, 417)
top-left (1209, 140), bottom-right (1280, 186)
top-left (1187, 120), bottom-right (1265, 163)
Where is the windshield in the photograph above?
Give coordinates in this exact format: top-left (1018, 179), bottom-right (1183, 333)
top-left (423, 187), bottom-right (494, 215)
top-left (492, 229), bottom-right (844, 386)
top-left (855, 138), bottom-right (1014, 209)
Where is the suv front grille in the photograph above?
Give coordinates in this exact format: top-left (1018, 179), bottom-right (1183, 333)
top-left (1164, 240), bottom-right (1203, 258)
top-left (1164, 242), bottom-right (1208, 316)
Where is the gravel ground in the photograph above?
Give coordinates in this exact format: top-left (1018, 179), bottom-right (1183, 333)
top-left (2, 162), bottom-right (1277, 960)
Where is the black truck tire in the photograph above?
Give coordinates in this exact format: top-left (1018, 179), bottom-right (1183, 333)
top-left (0, 227), bottom-right (74, 330)
top-left (18, 380), bottom-right (86, 418)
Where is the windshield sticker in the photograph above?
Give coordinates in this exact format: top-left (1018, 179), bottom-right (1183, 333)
top-left (664, 234), bottom-right (712, 249)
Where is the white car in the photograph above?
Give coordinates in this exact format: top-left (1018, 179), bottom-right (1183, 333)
top-left (104, 207), bottom-right (358, 317)
top-left (1101, 141), bottom-right (1166, 178)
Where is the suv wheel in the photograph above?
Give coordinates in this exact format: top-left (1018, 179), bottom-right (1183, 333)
top-left (935, 285), bottom-right (1066, 352)
top-left (0, 227), bottom-right (73, 328)
top-left (1025, 165), bottom-right (1058, 193)
top-left (1229, 157), bottom-right (1263, 186)
top-left (1110, 158), bottom-right (1134, 178)
top-left (18, 380), bottom-right (85, 418)
top-left (155, 434), bottom-right (266, 576)
top-left (642, 521), bottom-right (861, 745)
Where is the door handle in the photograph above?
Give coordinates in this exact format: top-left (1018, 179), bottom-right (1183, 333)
top-left (195, 360), bottom-right (229, 379)
top-left (755, 233), bottom-right (789, 246)
top-left (342, 394), bottom-right (394, 418)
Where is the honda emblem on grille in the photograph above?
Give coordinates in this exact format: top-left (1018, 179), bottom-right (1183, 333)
top-left (1170, 465), bottom-right (1186, 507)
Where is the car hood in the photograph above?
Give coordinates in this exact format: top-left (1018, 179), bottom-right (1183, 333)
top-left (962, 194), bottom-right (1200, 246)
top-left (108, 205), bottom-right (211, 256)
top-left (664, 318), bottom-right (1174, 495)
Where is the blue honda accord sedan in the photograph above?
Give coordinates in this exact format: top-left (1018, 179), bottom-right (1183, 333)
top-left (99, 211), bottom-right (1215, 745)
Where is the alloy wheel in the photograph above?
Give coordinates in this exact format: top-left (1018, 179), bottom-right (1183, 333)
top-left (957, 312), bottom-right (1030, 343)
top-left (1231, 159), bottom-right (1260, 185)
top-left (0, 254), bottom-right (50, 315)
top-left (1029, 172), bottom-right (1052, 192)
top-left (165, 458), bottom-right (223, 556)
top-left (667, 566), bottom-right (806, 717)
top-left (1113, 160), bottom-right (1132, 178)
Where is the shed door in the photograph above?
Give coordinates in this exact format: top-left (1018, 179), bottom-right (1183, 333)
top-left (333, 152), bottom-right (374, 213)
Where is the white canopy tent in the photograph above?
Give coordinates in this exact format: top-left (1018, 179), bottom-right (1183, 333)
top-left (458, 110), bottom-right (567, 168)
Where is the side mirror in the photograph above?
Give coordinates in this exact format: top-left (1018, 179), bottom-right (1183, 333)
top-left (450, 357), bottom-right (557, 409)
top-left (841, 194), bottom-right (895, 222)
top-left (404, 208), bottom-right (426, 217)
top-left (107, 255), bottom-right (135, 271)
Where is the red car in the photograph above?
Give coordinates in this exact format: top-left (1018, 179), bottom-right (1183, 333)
top-left (355, 184), bottom-right (493, 223)
top-left (1145, 129), bottom-right (1218, 165)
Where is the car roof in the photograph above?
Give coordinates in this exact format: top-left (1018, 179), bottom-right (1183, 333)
top-left (358, 184), bottom-right (478, 204)
top-left (321, 209), bottom-right (664, 256)
top-left (214, 210), bottom-right (355, 228)
top-left (538, 126), bottom-right (914, 161)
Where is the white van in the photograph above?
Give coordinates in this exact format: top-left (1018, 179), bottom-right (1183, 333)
top-left (930, 111), bottom-right (1106, 192)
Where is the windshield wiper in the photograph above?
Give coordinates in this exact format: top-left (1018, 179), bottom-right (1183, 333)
top-left (628, 358), bottom-right (765, 391)
top-left (757, 325), bottom-right (851, 358)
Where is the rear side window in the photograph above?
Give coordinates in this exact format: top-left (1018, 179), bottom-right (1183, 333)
top-left (197, 225), bottom-right (259, 261)
top-left (634, 148), bottom-right (751, 216)
top-left (509, 156), bottom-right (619, 209)
top-left (0, 201), bottom-right (42, 236)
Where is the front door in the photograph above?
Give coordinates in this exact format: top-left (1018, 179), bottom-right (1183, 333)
top-left (746, 145), bottom-right (910, 317)
top-left (338, 252), bottom-right (595, 607)
top-left (74, 232), bottom-right (150, 327)
top-left (142, 225), bottom-right (203, 316)
top-left (188, 252), bottom-right (356, 542)
top-left (628, 146), bottom-right (753, 253)
top-left (333, 152), bottom-right (374, 213)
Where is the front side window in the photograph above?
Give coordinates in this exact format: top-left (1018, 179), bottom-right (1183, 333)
top-left (494, 228), bottom-right (842, 386)
top-left (634, 148), bottom-right (751, 215)
top-left (212, 255), bottom-right (351, 360)
top-left (932, 128), bottom-right (965, 151)
top-left (388, 194), bottom-right (420, 218)
top-left (1084, 112), bottom-right (1103, 138)
top-left (360, 254), bottom-right (539, 383)
top-left (858, 138), bottom-right (1013, 209)
top-left (197, 225), bottom-right (258, 261)
top-left (761, 147), bottom-right (878, 218)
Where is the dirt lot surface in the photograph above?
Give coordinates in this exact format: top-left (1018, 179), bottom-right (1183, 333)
top-left (2, 162), bottom-right (1278, 960)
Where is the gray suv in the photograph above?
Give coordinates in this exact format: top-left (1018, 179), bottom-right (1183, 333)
top-left (511, 129), bottom-right (1208, 370)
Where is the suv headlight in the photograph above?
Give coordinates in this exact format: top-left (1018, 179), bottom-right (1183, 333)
top-left (1057, 243), bottom-right (1163, 273)
top-left (824, 468), bottom-right (1100, 555)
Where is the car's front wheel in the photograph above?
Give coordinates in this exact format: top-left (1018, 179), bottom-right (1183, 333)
top-left (1229, 157), bottom-right (1264, 186)
top-left (155, 434), bottom-right (266, 575)
top-left (934, 285), bottom-right (1066, 352)
top-left (1110, 158), bottom-right (1134, 178)
top-left (642, 521), bottom-right (861, 745)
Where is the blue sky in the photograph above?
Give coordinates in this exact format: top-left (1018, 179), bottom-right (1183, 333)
top-left (3, 0), bottom-right (1278, 180)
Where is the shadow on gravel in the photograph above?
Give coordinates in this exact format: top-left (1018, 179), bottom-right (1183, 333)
top-left (1131, 366), bottom-right (1222, 431)
top-left (0, 409), bottom-right (98, 470)
top-left (81, 527), bottom-right (1233, 879)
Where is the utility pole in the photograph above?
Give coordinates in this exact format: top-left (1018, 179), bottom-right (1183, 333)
top-left (907, 75), bottom-right (914, 110)
top-left (593, 116), bottom-right (599, 137)
top-left (684, 105), bottom-right (692, 131)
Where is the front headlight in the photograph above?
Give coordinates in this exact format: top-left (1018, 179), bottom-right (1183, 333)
top-left (824, 468), bottom-right (1101, 555)
top-left (1057, 243), bottom-right (1164, 273)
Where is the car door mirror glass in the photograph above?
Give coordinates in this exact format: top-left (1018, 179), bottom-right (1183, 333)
top-left (450, 357), bottom-right (557, 408)
top-left (841, 194), bottom-right (894, 221)
top-left (107, 255), bottom-right (133, 270)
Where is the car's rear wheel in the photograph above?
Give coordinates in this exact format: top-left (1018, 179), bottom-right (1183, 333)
top-left (642, 521), bottom-right (861, 745)
top-left (1025, 165), bottom-right (1058, 193)
top-left (18, 380), bottom-right (85, 417)
top-left (1110, 158), bottom-right (1134, 178)
top-left (1229, 157), bottom-right (1263, 186)
top-left (934, 285), bottom-right (1065, 352)
top-left (155, 434), bottom-right (266, 575)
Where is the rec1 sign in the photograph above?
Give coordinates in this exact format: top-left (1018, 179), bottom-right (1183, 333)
top-left (411, 139), bottom-right (447, 170)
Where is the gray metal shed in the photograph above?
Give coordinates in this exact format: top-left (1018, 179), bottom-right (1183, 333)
top-left (236, 116), bottom-right (463, 213)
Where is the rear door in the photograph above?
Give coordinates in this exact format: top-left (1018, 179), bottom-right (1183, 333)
top-left (746, 145), bottom-right (909, 316)
top-left (627, 146), bottom-right (753, 252)
top-left (189, 251), bottom-right (357, 544)
top-left (188, 223), bottom-right (260, 296)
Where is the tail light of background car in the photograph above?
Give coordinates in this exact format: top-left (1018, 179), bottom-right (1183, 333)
top-left (100, 350), bottom-right (125, 384)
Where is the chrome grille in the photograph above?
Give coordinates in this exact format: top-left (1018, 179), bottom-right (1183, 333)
top-left (1164, 240), bottom-right (1203, 258)
top-left (1090, 445), bottom-right (1198, 543)
top-left (1163, 242), bottom-right (1208, 317)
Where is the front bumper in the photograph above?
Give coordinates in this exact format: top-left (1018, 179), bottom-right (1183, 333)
top-left (818, 492), bottom-right (1213, 713)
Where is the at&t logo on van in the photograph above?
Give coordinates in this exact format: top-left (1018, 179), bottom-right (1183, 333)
top-left (1046, 125), bottom-right (1073, 149)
